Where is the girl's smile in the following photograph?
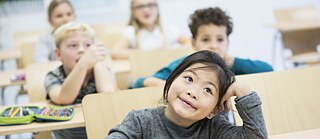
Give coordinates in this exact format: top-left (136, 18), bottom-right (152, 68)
top-left (179, 97), bottom-right (196, 110)
top-left (165, 63), bottom-right (220, 127)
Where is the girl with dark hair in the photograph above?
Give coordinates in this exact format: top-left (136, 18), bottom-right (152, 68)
top-left (107, 50), bottom-right (267, 139)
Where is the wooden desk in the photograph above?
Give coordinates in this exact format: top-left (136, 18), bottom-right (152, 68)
top-left (111, 59), bottom-right (130, 73)
top-left (111, 60), bottom-right (131, 90)
top-left (0, 49), bottom-right (21, 70)
top-left (274, 19), bottom-right (320, 32)
top-left (269, 128), bottom-right (320, 139)
top-left (271, 6), bottom-right (320, 67)
top-left (232, 67), bottom-right (320, 135)
top-left (0, 102), bottom-right (84, 135)
top-left (0, 70), bottom-right (25, 88)
top-left (0, 60), bottom-right (130, 99)
top-left (0, 49), bottom-right (21, 62)
top-left (0, 60), bottom-right (130, 89)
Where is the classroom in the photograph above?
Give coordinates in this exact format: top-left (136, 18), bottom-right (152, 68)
top-left (0, 0), bottom-right (320, 138)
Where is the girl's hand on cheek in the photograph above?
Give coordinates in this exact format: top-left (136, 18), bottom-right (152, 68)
top-left (220, 81), bottom-right (251, 111)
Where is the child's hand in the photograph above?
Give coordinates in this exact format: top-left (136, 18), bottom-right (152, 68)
top-left (78, 42), bottom-right (107, 70)
top-left (220, 81), bottom-right (251, 111)
top-left (94, 60), bottom-right (110, 71)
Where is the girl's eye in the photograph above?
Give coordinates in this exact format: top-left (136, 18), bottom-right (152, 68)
top-left (86, 43), bottom-right (91, 47)
top-left (184, 76), bottom-right (193, 83)
top-left (202, 38), bottom-right (209, 42)
top-left (218, 38), bottom-right (224, 42)
top-left (56, 14), bottom-right (62, 18)
top-left (203, 88), bottom-right (212, 94)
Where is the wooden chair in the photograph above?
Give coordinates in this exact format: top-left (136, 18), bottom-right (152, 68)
top-left (129, 48), bottom-right (193, 86)
top-left (24, 61), bottom-right (61, 139)
top-left (25, 61), bottom-right (61, 102)
top-left (17, 41), bottom-right (36, 69)
top-left (12, 41), bottom-right (36, 104)
top-left (231, 67), bottom-right (320, 135)
top-left (82, 86), bottom-right (163, 139)
top-left (13, 30), bottom-right (47, 47)
top-left (274, 5), bottom-right (320, 67)
top-left (91, 22), bottom-right (126, 49)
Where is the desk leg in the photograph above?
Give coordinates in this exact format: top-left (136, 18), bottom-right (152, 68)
top-left (1, 87), bottom-right (5, 105)
top-left (272, 32), bottom-right (279, 66)
top-left (0, 60), bottom-right (4, 71)
top-left (5, 135), bottom-right (10, 139)
top-left (15, 85), bottom-right (26, 104)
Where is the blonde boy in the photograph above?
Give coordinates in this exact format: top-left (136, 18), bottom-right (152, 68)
top-left (45, 22), bottom-right (118, 139)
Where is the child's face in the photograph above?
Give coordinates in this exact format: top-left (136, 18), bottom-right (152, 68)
top-left (192, 24), bottom-right (228, 59)
top-left (132, 0), bottom-right (158, 28)
top-left (50, 3), bottom-right (76, 29)
top-left (166, 63), bottom-right (220, 125)
top-left (55, 33), bottom-right (93, 74)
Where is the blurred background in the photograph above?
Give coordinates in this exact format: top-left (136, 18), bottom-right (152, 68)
top-left (1, 0), bottom-right (319, 71)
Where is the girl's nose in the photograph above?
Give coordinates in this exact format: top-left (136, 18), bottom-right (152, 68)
top-left (63, 16), bottom-right (71, 23)
top-left (187, 92), bottom-right (197, 100)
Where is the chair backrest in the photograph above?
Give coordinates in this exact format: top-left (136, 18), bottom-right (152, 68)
top-left (25, 61), bottom-right (61, 102)
top-left (91, 22), bottom-right (126, 49)
top-left (129, 48), bottom-right (193, 85)
top-left (231, 67), bottom-right (320, 135)
top-left (17, 41), bottom-right (36, 69)
top-left (13, 29), bottom-right (47, 50)
top-left (13, 29), bottom-right (48, 69)
top-left (82, 86), bottom-right (163, 139)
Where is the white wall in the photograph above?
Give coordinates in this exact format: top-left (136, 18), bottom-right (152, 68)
top-left (1, 0), bottom-right (319, 70)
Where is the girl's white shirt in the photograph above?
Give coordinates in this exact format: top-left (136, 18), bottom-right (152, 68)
top-left (123, 25), bottom-right (181, 50)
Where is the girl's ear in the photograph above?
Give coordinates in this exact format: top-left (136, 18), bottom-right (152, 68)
top-left (206, 106), bottom-right (224, 119)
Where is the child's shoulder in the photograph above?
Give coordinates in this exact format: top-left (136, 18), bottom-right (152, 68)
top-left (46, 65), bottom-right (65, 79)
top-left (129, 106), bottom-right (164, 117)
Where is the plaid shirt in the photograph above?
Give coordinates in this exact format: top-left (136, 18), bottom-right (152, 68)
top-left (44, 65), bottom-right (97, 104)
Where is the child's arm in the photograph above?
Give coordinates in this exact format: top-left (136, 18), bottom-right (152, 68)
top-left (143, 77), bottom-right (165, 87)
top-left (178, 34), bottom-right (192, 48)
top-left (111, 37), bottom-right (138, 60)
top-left (220, 81), bottom-right (251, 105)
top-left (217, 81), bottom-right (268, 139)
top-left (94, 60), bottom-right (118, 93)
top-left (49, 43), bottom-right (106, 105)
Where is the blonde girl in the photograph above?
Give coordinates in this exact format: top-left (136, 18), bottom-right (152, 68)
top-left (34, 0), bottom-right (76, 63)
top-left (111, 0), bottom-right (191, 59)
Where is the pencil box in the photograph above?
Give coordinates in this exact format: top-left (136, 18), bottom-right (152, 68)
top-left (0, 106), bottom-right (75, 126)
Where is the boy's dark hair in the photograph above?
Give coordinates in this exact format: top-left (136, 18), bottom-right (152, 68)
top-left (188, 7), bottom-right (233, 39)
top-left (163, 50), bottom-right (235, 107)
